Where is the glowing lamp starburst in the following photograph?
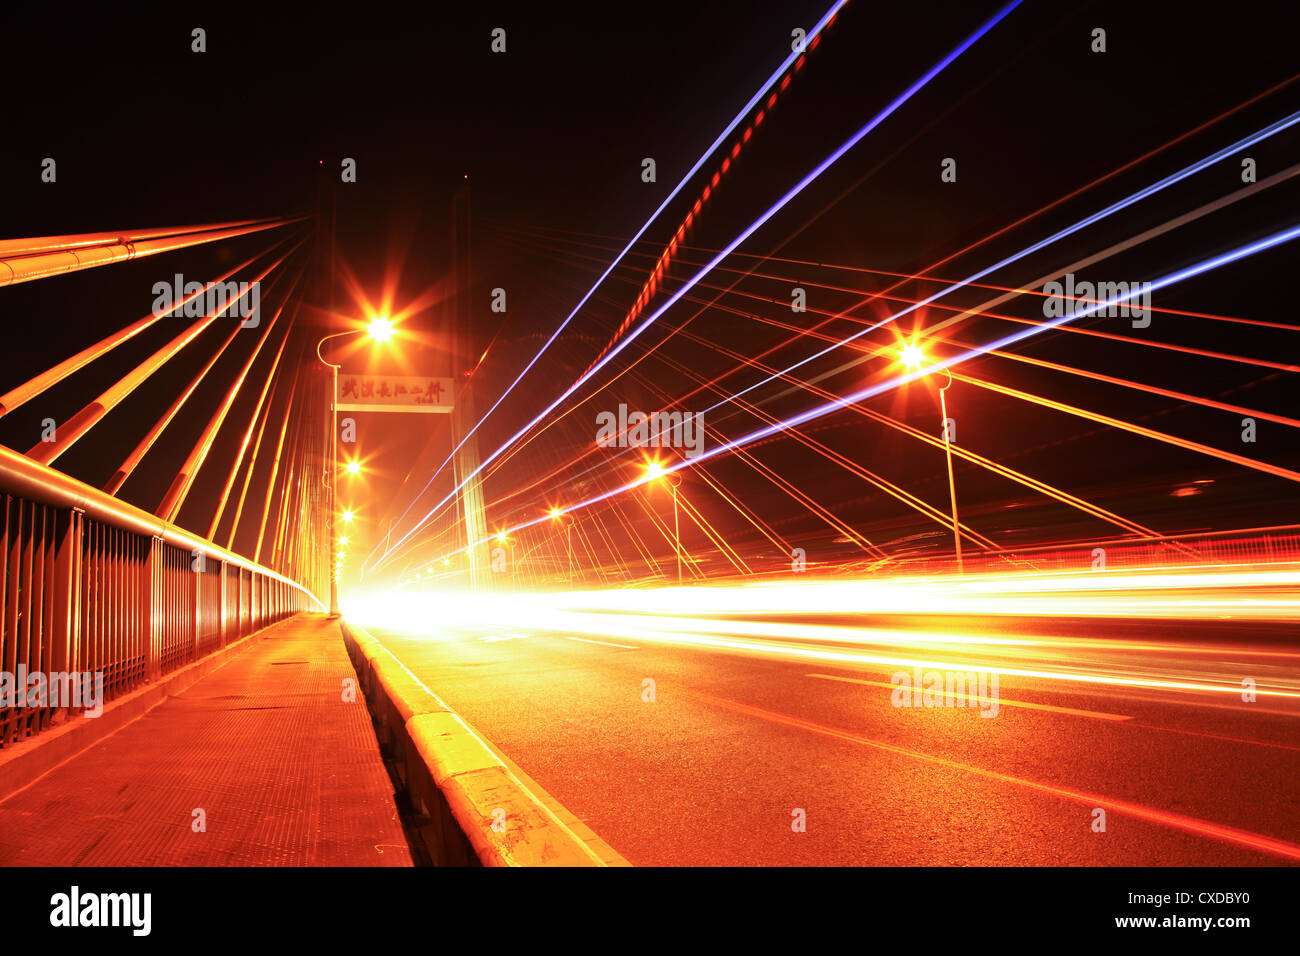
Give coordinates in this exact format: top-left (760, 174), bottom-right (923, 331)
top-left (367, 316), bottom-right (395, 342)
top-left (900, 342), bottom-right (925, 369)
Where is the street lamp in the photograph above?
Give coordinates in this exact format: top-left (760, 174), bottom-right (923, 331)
top-left (492, 531), bottom-right (515, 584)
top-left (549, 507), bottom-right (573, 587)
top-left (316, 316), bottom-right (396, 618)
top-left (367, 316), bottom-right (395, 342)
top-left (902, 342), bottom-right (963, 573)
top-left (645, 461), bottom-right (683, 585)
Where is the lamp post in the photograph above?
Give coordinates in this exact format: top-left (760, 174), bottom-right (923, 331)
top-left (494, 533), bottom-right (514, 585)
top-left (645, 461), bottom-right (683, 585)
top-left (669, 474), bottom-right (683, 585)
top-left (548, 508), bottom-right (573, 588)
top-left (937, 366), bottom-right (963, 573)
top-left (315, 316), bottom-right (395, 617)
top-left (903, 342), bottom-right (963, 573)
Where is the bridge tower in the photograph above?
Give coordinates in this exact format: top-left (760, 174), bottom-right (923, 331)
top-left (450, 183), bottom-right (492, 590)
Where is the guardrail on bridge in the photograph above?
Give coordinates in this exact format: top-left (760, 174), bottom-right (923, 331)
top-left (0, 443), bottom-right (323, 747)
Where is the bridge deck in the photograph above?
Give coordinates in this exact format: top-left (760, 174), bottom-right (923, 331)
top-left (0, 614), bottom-right (413, 866)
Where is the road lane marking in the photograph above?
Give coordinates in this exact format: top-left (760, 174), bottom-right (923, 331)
top-left (806, 672), bottom-right (1134, 721)
top-left (567, 636), bottom-right (639, 649)
top-left (1123, 721), bottom-right (1300, 753)
top-left (807, 673), bottom-right (1300, 749)
top-left (679, 686), bottom-right (1300, 862)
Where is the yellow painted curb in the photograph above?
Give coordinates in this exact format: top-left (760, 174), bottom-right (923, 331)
top-left (407, 712), bottom-right (501, 783)
top-left (372, 653), bottom-right (449, 722)
top-left (441, 766), bottom-right (607, 867)
top-left (342, 620), bottom-right (607, 867)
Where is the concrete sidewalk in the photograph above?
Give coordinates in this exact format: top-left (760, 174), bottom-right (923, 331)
top-left (0, 614), bottom-right (414, 866)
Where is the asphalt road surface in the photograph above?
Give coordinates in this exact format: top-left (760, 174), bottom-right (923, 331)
top-left (363, 608), bottom-right (1300, 866)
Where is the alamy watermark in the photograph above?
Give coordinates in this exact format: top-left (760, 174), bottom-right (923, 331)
top-left (50, 886), bottom-right (150, 936)
top-left (0, 667), bottom-right (104, 718)
top-left (891, 666), bottom-right (999, 718)
top-left (152, 274), bottom-right (260, 327)
top-left (596, 403), bottom-right (705, 458)
top-left (1042, 272), bottom-right (1151, 328)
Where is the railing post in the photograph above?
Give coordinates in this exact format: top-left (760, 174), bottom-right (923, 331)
top-left (192, 552), bottom-right (201, 663)
top-left (144, 535), bottom-right (163, 682)
top-left (49, 508), bottom-right (84, 723)
top-left (218, 558), bottom-right (228, 646)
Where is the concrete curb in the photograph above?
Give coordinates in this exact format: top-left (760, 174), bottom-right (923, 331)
top-left (0, 613), bottom-right (304, 806)
top-left (341, 620), bottom-right (607, 867)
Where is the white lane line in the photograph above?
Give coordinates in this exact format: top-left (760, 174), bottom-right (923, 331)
top-left (567, 636), bottom-right (639, 650)
top-left (806, 672), bottom-right (1133, 721)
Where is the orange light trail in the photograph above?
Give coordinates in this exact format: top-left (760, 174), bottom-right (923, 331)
top-left (353, 562), bottom-right (1300, 700)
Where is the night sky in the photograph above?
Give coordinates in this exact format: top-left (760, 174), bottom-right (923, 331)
top-left (2, 1), bottom-right (1297, 582)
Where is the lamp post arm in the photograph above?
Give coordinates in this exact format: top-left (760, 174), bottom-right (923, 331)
top-left (316, 328), bottom-right (362, 368)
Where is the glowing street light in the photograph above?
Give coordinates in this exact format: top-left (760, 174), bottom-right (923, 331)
top-left (644, 460), bottom-right (683, 585)
top-left (901, 340), bottom-right (963, 572)
top-left (340, 510), bottom-right (355, 524)
top-left (344, 459), bottom-right (362, 476)
top-left (317, 316), bottom-right (398, 618)
top-left (338, 535), bottom-right (349, 547)
top-left (367, 315), bottom-right (395, 342)
top-left (548, 506), bottom-right (574, 586)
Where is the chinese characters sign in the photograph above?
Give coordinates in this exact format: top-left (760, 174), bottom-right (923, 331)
top-left (336, 375), bottom-right (454, 414)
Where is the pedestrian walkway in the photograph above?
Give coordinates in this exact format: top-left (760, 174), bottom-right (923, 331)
top-left (0, 614), bottom-right (413, 866)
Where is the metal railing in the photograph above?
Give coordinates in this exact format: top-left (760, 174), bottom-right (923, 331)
top-left (0, 443), bottom-right (323, 747)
